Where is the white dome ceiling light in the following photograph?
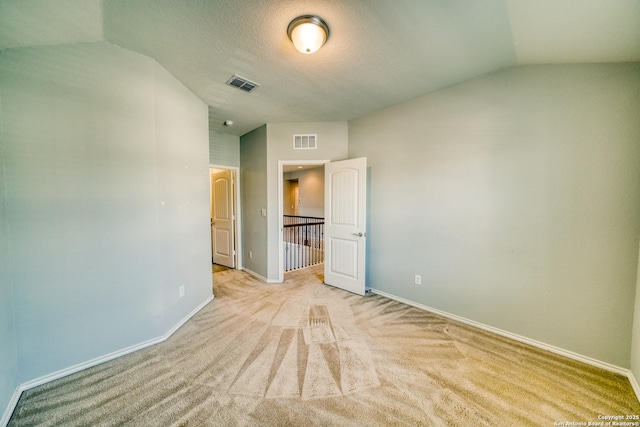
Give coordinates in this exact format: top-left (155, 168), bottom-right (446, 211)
top-left (287, 15), bottom-right (330, 54)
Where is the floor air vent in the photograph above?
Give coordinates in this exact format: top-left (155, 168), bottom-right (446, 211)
top-left (226, 74), bottom-right (260, 93)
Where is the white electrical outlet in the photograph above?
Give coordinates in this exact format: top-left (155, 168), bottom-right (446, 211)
top-left (249, 251), bottom-right (253, 259)
top-left (414, 275), bottom-right (421, 285)
top-left (179, 286), bottom-right (185, 297)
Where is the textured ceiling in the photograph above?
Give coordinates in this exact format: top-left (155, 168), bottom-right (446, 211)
top-left (2, 0), bottom-right (639, 136)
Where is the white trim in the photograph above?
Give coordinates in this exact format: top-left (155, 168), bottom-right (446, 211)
top-left (1, 296), bottom-right (213, 427)
top-left (242, 267), bottom-right (279, 283)
top-left (210, 164), bottom-right (242, 270)
top-left (1, 387), bottom-right (22, 427)
top-left (628, 371), bottom-right (640, 401)
top-left (371, 288), bottom-right (630, 376)
top-left (373, 290), bottom-right (640, 405)
top-left (277, 160), bottom-right (329, 283)
top-left (164, 295), bottom-right (214, 340)
top-left (4, 290), bottom-right (639, 426)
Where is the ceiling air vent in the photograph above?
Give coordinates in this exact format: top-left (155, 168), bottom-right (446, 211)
top-left (226, 74), bottom-right (260, 93)
top-left (293, 134), bottom-right (317, 150)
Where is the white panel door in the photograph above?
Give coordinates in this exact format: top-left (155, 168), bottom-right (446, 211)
top-left (211, 170), bottom-right (235, 268)
top-left (324, 157), bottom-right (367, 295)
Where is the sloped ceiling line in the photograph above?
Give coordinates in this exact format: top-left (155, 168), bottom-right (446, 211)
top-left (1, 0), bottom-right (638, 136)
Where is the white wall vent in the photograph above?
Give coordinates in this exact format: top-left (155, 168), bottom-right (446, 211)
top-left (293, 134), bottom-right (317, 150)
top-left (225, 74), bottom-right (260, 93)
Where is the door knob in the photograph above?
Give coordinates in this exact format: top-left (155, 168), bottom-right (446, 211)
top-left (352, 232), bottom-right (364, 237)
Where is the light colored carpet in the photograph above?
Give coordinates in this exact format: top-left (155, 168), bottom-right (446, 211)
top-left (9, 265), bottom-right (640, 426)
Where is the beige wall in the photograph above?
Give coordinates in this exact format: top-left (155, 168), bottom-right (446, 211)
top-left (284, 167), bottom-right (324, 218)
top-left (282, 179), bottom-right (296, 216)
top-left (209, 130), bottom-right (240, 167)
top-left (0, 83), bottom-right (17, 421)
top-left (631, 246), bottom-right (640, 378)
top-left (349, 63), bottom-right (640, 368)
top-left (240, 125), bottom-right (268, 278)
top-left (1, 42), bottom-right (212, 385)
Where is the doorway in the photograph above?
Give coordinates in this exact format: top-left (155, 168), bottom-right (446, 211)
top-left (277, 158), bottom-right (368, 294)
top-left (283, 179), bottom-right (299, 216)
top-left (278, 160), bottom-right (328, 282)
top-left (210, 166), bottom-right (241, 270)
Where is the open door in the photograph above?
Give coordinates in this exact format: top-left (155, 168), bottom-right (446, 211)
top-left (324, 157), bottom-right (367, 295)
top-left (211, 169), bottom-right (235, 268)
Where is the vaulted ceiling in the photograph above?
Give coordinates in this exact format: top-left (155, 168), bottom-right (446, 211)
top-left (1, 0), bottom-right (639, 136)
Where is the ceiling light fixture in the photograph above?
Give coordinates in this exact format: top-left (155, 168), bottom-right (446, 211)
top-left (287, 15), bottom-right (330, 54)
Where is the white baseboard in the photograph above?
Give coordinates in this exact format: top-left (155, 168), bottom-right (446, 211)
top-left (165, 295), bottom-right (214, 337)
top-left (370, 288), bottom-right (631, 378)
top-left (241, 268), bottom-right (280, 283)
top-left (1, 295), bottom-right (213, 427)
top-left (0, 387), bottom-right (22, 427)
top-left (242, 267), bottom-right (267, 282)
top-left (628, 371), bottom-right (640, 402)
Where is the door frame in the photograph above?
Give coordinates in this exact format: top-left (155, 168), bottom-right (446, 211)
top-left (210, 164), bottom-right (242, 270)
top-left (277, 159), bottom-right (329, 282)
